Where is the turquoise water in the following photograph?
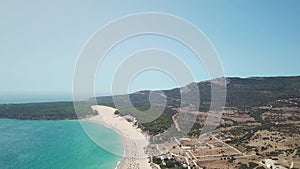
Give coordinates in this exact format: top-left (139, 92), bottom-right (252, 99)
top-left (0, 119), bottom-right (123, 169)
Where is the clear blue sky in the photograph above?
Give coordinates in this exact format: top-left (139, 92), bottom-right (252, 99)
top-left (0, 0), bottom-right (299, 102)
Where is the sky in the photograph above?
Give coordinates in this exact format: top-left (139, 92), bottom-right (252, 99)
top-left (0, 0), bottom-right (299, 102)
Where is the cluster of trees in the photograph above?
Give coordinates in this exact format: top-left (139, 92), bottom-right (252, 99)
top-left (116, 106), bottom-right (176, 136)
top-left (152, 157), bottom-right (184, 169)
top-left (238, 162), bottom-right (259, 169)
top-left (0, 101), bottom-right (95, 120)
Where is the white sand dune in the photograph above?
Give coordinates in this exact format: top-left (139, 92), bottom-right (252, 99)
top-left (87, 105), bottom-right (151, 169)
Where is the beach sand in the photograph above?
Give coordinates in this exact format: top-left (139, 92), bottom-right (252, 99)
top-left (88, 105), bottom-right (152, 169)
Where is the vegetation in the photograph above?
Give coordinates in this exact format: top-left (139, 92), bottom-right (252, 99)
top-left (139, 109), bottom-right (175, 135)
top-left (152, 157), bottom-right (184, 169)
top-left (0, 101), bottom-right (95, 120)
top-left (248, 162), bottom-right (259, 168)
top-left (96, 76), bottom-right (300, 110)
top-left (1, 76), bottom-right (299, 135)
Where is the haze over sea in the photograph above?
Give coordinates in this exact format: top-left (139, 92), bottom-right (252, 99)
top-left (0, 95), bottom-right (73, 104)
top-left (0, 118), bottom-right (123, 169)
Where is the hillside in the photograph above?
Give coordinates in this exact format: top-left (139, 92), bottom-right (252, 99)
top-left (0, 76), bottom-right (299, 123)
top-left (97, 76), bottom-right (300, 109)
top-left (95, 76), bottom-right (300, 135)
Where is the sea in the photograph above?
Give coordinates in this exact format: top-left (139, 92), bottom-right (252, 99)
top-left (0, 118), bottom-right (123, 169)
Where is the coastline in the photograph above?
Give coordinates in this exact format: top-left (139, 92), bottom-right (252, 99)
top-left (86, 105), bottom-right (152, 169)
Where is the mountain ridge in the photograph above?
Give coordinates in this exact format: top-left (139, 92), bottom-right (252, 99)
top-left (0, 75), bottom-right (299, 120)
top-left (96, 75), bottom-right (300, 109)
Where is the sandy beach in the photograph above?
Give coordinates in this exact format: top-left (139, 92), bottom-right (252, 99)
top-left (87, 105), bottom-right (152, 169)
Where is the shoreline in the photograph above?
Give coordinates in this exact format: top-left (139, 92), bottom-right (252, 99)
top-left (86, 105), bottom-right (152, 169)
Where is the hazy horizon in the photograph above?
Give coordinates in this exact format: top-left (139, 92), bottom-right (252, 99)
top-left (1, 74), bottom-right (299, 104)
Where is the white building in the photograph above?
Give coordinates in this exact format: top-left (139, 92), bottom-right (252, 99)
top-left (263, 159), bottom-right (287, 169)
